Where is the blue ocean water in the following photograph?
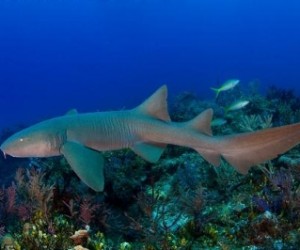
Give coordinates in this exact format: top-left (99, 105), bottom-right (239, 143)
top-left (1, 0), bottom-right (300, 128)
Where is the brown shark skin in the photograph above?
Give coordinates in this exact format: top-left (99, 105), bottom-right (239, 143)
top-left (1, 85), bottom-right (300, 178)
top-left (0, 110), bottom-right (215, 156)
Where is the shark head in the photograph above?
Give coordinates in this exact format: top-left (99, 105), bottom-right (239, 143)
top-left (1, 122), bottom-right (62, 158)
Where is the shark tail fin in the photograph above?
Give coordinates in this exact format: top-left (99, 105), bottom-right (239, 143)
top-left (208, 122), bottom-right (300, 174)
top-left (187, 111), bottom-right (300, 174)
top-left (135, 85), bottom-right (170, 122)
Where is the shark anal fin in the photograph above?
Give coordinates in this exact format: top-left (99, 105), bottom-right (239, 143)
top-left (222, 153), bottom-right (253, 174)
top-left (131, 142), bottom-right (166, 163)
top-left (61, 141), bottom-right (104, 192)
top-left (196, 149), bottom-right (221, 167)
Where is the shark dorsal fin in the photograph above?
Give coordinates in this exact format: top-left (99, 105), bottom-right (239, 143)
top-left (135, 85), bottom-right (170, 122)
top-left (183, 109), bottom-right (213, 136)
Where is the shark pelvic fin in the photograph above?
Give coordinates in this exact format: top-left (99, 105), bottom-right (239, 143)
top-left (135, 85), bottom-right (170, 122)
top-left (183, 109), bottom-right (213, 136)
top-left (61, 141), bottom-right (104, 192)
top-left (131, 142), bottom-right (166, 163)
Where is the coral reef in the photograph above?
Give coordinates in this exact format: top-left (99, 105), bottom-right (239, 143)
top-left (1, 83), bottom-right (300, 249)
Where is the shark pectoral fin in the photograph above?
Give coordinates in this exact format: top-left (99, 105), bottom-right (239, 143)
top-left (131, 142), bottom-right (166, 163)
top-left (60, 141), bottom-right (105, 192)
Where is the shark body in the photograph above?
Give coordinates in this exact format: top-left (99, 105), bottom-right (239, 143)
top-left (2, 85), bottom-right (300, 191)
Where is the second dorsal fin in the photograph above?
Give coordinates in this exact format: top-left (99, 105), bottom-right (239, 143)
top-left (183, 109), bottom-right (213, 136)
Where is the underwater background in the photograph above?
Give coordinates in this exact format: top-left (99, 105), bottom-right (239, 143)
top-left (1, 0), bottom-right (300, 249)
top-left (1, 0), bottom-right (300, 128)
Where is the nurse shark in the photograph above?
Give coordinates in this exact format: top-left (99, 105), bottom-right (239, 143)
top-left (1, 85), bottom-right (300, 191)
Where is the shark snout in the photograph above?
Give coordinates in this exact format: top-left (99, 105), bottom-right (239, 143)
top-left (1, 140), bottom-right (12, 157)
top-left (0, 135), bottom-right (28, 157)
top-left (0, 136), bottom-right (29, 157)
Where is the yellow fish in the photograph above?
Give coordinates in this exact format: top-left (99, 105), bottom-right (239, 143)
top-left (225, 100), bottom-right (250, 113)
top-left (211, 79), bottom-right (240, 98)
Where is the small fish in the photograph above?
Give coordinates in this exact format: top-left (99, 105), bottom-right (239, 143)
top-left (211, 79), bottom-right (240, 98)
top-left (225, 100), bottom-right (250, 113)
top-left (211, 118), bottom-right (227, 127)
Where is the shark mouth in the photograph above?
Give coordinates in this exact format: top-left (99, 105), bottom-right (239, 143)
top-left (1, 150), bottom-right (6, 159)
